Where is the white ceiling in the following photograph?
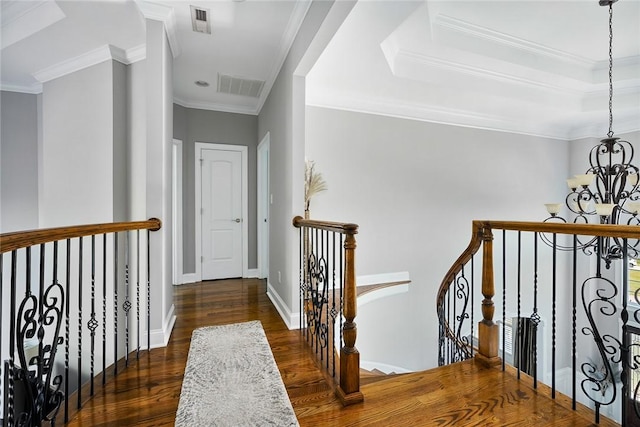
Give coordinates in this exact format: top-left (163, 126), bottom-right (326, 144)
top-left (1, 0), bottom-right (638, 139)
top-left (307, 0), bottom-right (640, 140)
top-left (0, 0), bottom-right (309, 114)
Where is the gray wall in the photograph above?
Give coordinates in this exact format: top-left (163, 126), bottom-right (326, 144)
top-left (0, 91), bottom-right (39, 232)
top-left (305, 105), bottom-right (571, 370)
top-left (173, 105), bottom-right (258, 274)
top-left (258, 0), bottom-right (355, 323)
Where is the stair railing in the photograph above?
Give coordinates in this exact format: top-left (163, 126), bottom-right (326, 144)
top-left (0, 218), bottom-right (161, 426)
top-left (437, 220), bottom-right (640, 425)
top-left (293, 216), bottom-right (363, 406)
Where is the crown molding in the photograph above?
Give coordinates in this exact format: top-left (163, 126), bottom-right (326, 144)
top-left (33, 45), bottom-right (112, 83)
top-left (0, 82), bottom-right (43, 95)
top-left (256, 0), bottom-right (312, 114)
top-left (306, 91), bottom-right (572, 141)
top-left (136, 1), bottom-right (181, 59)
top-left (173, 97), bottom-right (258, 116)
top-left (31, 44), bottom-right (146, 84)
top-left (0, 1), bottom-right (65, 50)
top-left (433, 14), bottom-right (595, 69)
top-left (395, 49), bottom-right (586, 95)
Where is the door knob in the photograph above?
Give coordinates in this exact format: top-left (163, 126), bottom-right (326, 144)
top-left (234, 218), bottom-right (241, 223)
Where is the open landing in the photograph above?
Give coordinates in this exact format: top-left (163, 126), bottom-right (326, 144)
top-left (66, 279), bottom-right (618, 426)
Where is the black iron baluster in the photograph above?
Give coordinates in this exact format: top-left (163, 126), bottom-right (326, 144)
top-left (0, 253), bottom-right (2, 423)
top-left (147, 230), bottom-right (151, 352)
top-left (532, 233), bottom-right (540, 389)
top-left (331, 231), bottom-right (337, 378)
top-left (65, 239), bottom-right (70, 423)
top-left (9, 250), bottom-right (17, 427)
top-left (124, 231), bottom-right (131, 368)
top-left (502, 230), bottom-right (506, 372)
top-left (90, 235), bottom-right (96, 397)
top-left (552, 233), bottom-right (557, 399)
top-left (113, 233), bottom-right (119, 377)
top-left (621, 239), bottom-right (629, 425)
top-left (517, 231), bottom-right (522, 380)
top-left (572, 234), bottom-right (578, 411)
top-left (339, 234), bottom-right (344, 363)
top-left (299, 227), bottom-right (303, 331)
top-left (102, 234), bottom-right (107, 385)
top-left (471, 254), bottom-right (475, 358)
top-left (453, 266), bottom-right (458, 362)
top-left (137, 230), bottom-right (140, 359)
top-left (77, 237), bottom-right (83, 410)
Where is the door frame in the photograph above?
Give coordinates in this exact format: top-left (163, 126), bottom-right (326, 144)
top-left (257, 132), bottom-right (270, 280)
top-left (172, 138), bottom-right (183, 285)
top-left (194, 142), bottom-right (249, 281)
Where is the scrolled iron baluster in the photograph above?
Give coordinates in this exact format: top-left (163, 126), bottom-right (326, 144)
top-left (15, 279), bottom-right (65, 426)
top-left (454, 272), bottom-right (471, 362)
top-left (580, 275), bottom-right (620, 419)
top-left (41, 280), bottom-right (65, 425)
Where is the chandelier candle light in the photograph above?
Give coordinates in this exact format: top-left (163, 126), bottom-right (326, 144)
top-left (544, 0), bottom-right (639, 264)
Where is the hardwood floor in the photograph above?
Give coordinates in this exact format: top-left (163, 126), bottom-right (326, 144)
top-left (66, 278), bottom-right (619, 426)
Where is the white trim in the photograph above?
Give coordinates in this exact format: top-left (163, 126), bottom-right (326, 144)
top-left (181, 273), bottom-right (198, 285)
top-left (33, 44), bottom-right (112, 83)
top-left (0, 82), bottom-right (42, 94)
top-left (173, 96), bottom-right (259, 116)
top-left (266, 281), bottom-right (300, 330)
top-left (357, 283), bottom-right (410, 308)
top-left (245, 269), bottom-right (259, 278)
top-left (148, 304), bottom-right (176, 349)
top-left (32, 44), bottom-right (146, 85)
top-left (195, 142), bottom-right (249, 281)
top-left (360, 361), bottom-right (412, 375)
top-left (172, 139), bottom-right (183, 285)
top-left (256, 0), bottom-right (312, 113)
top-left (257, 132), bottom-right (270, 280)
top-left (135, 1), bottom-right (181, 58)
top-left (356, 271), bottom-right (410, 286)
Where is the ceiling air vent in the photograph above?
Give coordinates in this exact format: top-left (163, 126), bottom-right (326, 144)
top-left (217, 74), bottom-right (265, 98)
top-left (190, 5), bottom-right (211, 34)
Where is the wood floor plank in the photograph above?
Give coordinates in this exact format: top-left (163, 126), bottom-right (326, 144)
top-left (65, 279), bottom-right (620, 426)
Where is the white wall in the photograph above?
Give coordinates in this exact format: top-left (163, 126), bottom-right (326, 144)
top-left (145, 18), bottom-right (174, 346)
top-left (305, 105), bottom-right (570, 370)
top-left (0, 91), bottom-right (39, 232)
top-left (40, 60), bottom-right (124, 226)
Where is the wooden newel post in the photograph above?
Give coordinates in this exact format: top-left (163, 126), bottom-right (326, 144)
top-left (476, 224), bottom-right (501, 367)
top-left (336, 224), bottom-right (364, 405)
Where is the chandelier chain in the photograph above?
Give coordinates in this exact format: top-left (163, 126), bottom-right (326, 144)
top-left (608, 3), bottom-right (614, 138)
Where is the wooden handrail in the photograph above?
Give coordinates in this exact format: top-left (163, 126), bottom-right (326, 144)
top-left (475, 220), bottom-right (640, 238)
top-left (293, 216), bottom-right (358, 235)
top-left (0, 218), bottom-right (162, 253)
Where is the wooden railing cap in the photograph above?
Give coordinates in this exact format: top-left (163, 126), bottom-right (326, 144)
top-left (292, 216), bottom-right (359, 235)
top-left (0, 218), bottom-right (162, 253)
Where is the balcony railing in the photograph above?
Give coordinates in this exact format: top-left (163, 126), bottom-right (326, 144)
top-left (437, 220), bottom-right (640, 425)
top-left (0, 219), bottom-right (161, 426)
top-left (293, 216), bottom-right (363, 406)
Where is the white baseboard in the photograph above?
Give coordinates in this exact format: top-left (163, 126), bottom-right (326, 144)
top-left (148, 304), bottom-right (176, 349)
top-left (357, 271), bottom-right (410, 286)
top-left (360, 360), bottom-right (412, 374)
top-left (245, 268), bottom-right (259, 278)
top-left (181, 273), bottom-right (198, 284)
top-left (266, 281), bottom-right (300, 330)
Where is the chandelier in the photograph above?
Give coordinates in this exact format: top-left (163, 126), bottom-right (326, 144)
top-left (544, 0), bottom-right (639, 266)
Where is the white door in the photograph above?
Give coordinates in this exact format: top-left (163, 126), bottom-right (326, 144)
top-left (201, 149), bottom-right (243, 280)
